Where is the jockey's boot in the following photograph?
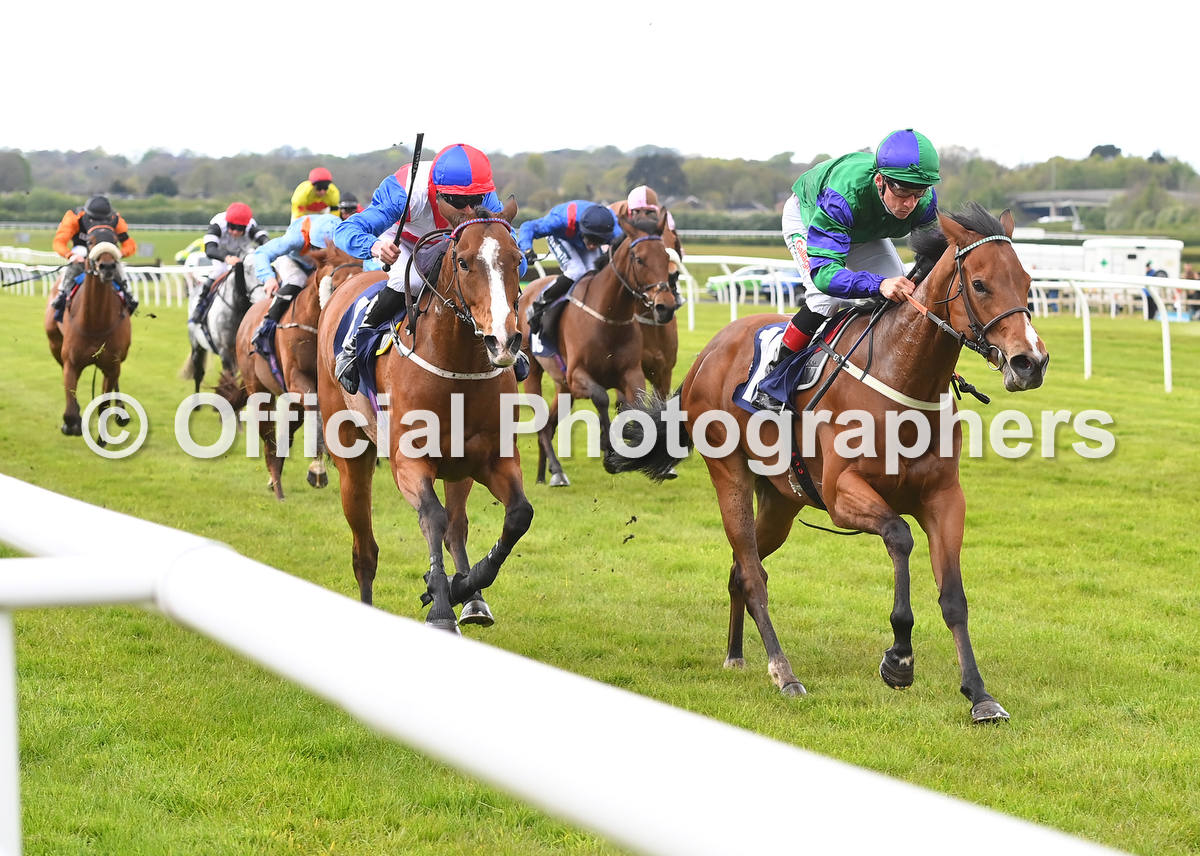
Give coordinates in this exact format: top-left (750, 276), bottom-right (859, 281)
top-left (526, 274), bottom-right (573, 335)
top-left (513, 351), bottom-right (530, 382)
top-left (250, 282), bottom-right (303, 355)
top-left (752, 306), bottom-right (825, 410)
top-left (117, 280), bottom-right (138, 315)
top-left (189, 277), bottom-right (212, 324)
top-left (51, 287), bottom-right (67, 322)
top-left (336, 286), bottom-right (405, 395)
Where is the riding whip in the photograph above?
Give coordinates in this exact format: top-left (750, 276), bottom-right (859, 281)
top-left (382, 132), bottom-right (425, 273)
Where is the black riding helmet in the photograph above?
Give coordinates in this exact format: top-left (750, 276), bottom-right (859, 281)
top-left (579, 205), bottom-right (615, 242)
top-left (338, 193), bottom-right (358, 211)
top-left (84, 195), bottom-right (112, 219)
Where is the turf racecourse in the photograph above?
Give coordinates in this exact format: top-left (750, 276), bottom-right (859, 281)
top-left (1, 291), bottom-right (1198, 856)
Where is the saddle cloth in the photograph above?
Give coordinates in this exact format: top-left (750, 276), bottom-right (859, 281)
top-left (733, 310), bottom-right (856, 414)
top-left (332, 280), bottom-right (408, 411)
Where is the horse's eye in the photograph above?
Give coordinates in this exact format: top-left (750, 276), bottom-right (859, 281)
top-left (634, 254), bottom-right (645, 265)
top-left (972, 279), bottom-right (988, 295)
top-left (458, 258), bottom-right (470, 272)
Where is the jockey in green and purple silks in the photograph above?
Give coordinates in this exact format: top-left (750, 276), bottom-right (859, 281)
top-left (770, 129), bottom-right (941, 370)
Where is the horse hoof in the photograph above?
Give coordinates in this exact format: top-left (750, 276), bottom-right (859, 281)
top-left (971, 699), bottom-right (1011, 724)
top-left (61, 423), bottom-right (81, 436)
top-left (880, 651), bottom-right (914, 690)
top-left (723, 657), bottom-right (745, 670)
top-left (425, 616), bottom-right (461, 635)
top-left (549, 472), bottom-right (571, 487)
top-left (459, 599), bottom-right (495, 627)
top-left (307, 470), bottom-right (328, 489)
top-left (780, 681), bottom-right (807, 697)
top-left (115, 413), bottom-right (130, 428)
top-left (662, 466), bottom-right (678, 480)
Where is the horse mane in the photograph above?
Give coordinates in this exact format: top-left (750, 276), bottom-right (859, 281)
top-left (909, 202), bottom-right (1005, 264)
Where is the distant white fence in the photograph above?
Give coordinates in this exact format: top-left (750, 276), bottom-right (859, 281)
top-left (0, 474), bottom-right (1121, 856)
top-left (1028, 271), bottom-right (1187, 392)
top-left (0, 247), bottom-right (195, 307)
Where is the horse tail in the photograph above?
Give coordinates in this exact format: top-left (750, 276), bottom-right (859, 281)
top-left (603, 387), bottom-right (692, 482)
top-left (214, 369), bottom-right (247, 410)
top-left (178, 348), bottom-right (205, 381)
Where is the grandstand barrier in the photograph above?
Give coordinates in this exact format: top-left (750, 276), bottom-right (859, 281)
top-left (0, 473), bottom-right (1123, 856)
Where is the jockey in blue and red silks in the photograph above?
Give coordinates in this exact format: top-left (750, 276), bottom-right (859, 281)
top-left (331, 142), bottom-right (527, 394)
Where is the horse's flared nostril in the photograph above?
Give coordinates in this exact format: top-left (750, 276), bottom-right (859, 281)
top-left (506, 331), bottom-right (522, 354)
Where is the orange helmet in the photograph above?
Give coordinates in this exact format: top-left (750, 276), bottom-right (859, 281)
top-left (308, 167), bottom-right (333, 184)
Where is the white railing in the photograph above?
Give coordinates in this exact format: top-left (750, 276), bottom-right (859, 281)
top-left (1028, 270), bottom-right (1185, 392)
top-left (0, 473), bottom-right (1122, 856)
top-left (0, 257), bottom-right (194, 306)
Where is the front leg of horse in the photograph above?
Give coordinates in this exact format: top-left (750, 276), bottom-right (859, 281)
top-left (920, 489), bottom-right (1009, 723)
top-left (539, 383), bottom-right (570, 487)
top-left (829, 472), bottom-right (918, 692)
top-left (61, 362), bottom-right (82, 435)
top-left (449, 462), bottom-right (534, 612)
top-left (409, 479), bottom-right (458, 633)
top-left (302, 388), bottom-right (328, 489)
top-left (442, 479), bottom-right (491, 626)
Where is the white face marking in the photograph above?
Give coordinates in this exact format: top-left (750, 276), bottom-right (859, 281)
top-left (480, 235), bottom-right (509, 340)
top-left (1021, 316), bottom-right (1041, 353)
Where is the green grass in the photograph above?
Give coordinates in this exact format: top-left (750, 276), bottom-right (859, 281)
top-left (2, 290), bottom-right (1199, 855)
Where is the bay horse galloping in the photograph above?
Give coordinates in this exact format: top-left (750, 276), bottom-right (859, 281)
top-left (317, 198), bottom-right (532, 631)
top-left (517, 210), bottom-right (676, 486)
top-left (636, 215), bottom-right (683, 398)
top-left (44, 225), bottom-right (132, 436)
top-left (234, 246), bottom-right (367, 499)
top-left (605, 205), bottom-right (1048, 722)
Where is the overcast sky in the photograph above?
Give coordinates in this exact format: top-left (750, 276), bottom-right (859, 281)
top-left (11, 0), bottom-right (1197, 171)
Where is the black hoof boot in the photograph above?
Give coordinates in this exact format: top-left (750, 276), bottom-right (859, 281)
top-left (879, 649), bottom-right (914, 689)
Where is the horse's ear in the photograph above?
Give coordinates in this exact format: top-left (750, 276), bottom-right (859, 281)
top-left (656, 207), bottom-right (669, 236)
top-left (999, 208), bottom-right (1015, 238)
top-left (500, 193), bottom-right (518, 224)
top-left (938, 211), bottom-right (968, 248)
top-left (436, 195), bottom-right (460, 224)
top-left (618, 213), bottom-right (636, 237)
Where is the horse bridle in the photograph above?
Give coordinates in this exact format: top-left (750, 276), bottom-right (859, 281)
top-left (408, 217), bottom-right (517, 338)
top-left (922, 234), bottom-right (1031, 369)
top-left (607, 235), bottom-right (672, 312)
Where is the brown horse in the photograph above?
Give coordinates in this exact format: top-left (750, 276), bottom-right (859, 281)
top-left (610, 201), bottom-right (684, 397)
top-left (517, 210), bottom-right (676, 486)
top-left (231, 245), bottom-right (368, 499)
top-left (317, 198), bottom-right (532, 631)
top-left (605, 204), bottom-right (1049, 723)
top-left (44, 225), bottom-right (132, 436)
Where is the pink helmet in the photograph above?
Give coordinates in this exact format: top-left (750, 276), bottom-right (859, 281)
top-left (225, 202), bottom-right (253, 226)
top-left (627, 185), bottom-right (660, 212)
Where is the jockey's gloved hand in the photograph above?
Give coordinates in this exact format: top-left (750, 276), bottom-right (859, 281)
top-left (69, 246), bottom-right (86, 262)
top-left (524, 248), bottom-right (537, 266)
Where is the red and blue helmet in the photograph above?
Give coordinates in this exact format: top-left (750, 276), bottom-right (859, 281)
top-left (430, 143), bottom-right (495, 196)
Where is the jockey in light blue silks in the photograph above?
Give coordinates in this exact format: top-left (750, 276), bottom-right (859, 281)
top-left (516, 200), bottom-right (621, 335)
top-left (330, 142), bottom-right (527, 394)
top-left (247, 213), bottom-right (343, 353)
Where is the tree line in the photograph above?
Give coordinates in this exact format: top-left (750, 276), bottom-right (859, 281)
top-left (1, 143), bottom-right (1198, 240)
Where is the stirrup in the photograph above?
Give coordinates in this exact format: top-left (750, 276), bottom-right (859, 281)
top-left (335, 347), bottom-right (360, 394)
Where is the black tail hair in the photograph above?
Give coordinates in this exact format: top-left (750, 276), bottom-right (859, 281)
top-left (603, 387), bottom-right (693, 482)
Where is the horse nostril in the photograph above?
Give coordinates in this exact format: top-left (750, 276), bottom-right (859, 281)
top-left (483, 335), bottom-right (499, 352)
top-left (1010, 355), bottom-right (1033, 376)
top-left (506, 331), bottom-right (522, 353)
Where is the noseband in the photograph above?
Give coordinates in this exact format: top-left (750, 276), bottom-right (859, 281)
top-left (408, 217), bottom-right (516, 338)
